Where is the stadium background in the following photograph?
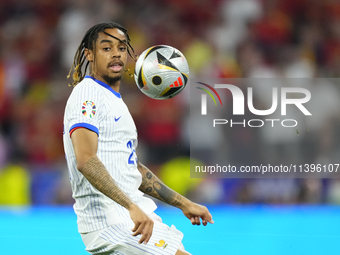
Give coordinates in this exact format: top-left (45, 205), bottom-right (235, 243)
top-left (0, 0), bottom-right (340, 254)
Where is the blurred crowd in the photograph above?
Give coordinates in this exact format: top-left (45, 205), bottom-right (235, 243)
top-left (0, 0), bottom-right (340, 206)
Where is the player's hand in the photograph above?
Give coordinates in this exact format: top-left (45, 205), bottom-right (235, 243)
top-left (128, 203), bottom-right (154, 244)
top-left (181, 201), bottom-right (214, 226)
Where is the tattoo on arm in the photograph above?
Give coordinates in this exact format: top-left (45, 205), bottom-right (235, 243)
top-left (146, 172), bottom-right (152, 179)
top-left (153, 181), bottom-right (183, 207)
top-left (81, 156), bottom-right (133, 209)
top-left (137, 162), bottom-right (183, 208)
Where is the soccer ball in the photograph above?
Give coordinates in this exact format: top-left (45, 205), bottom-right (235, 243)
top-left (134, 45), bottom-right (189, 100)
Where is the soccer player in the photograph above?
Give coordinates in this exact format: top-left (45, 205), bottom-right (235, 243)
top-left (63, 22), bottom-right (213, 255)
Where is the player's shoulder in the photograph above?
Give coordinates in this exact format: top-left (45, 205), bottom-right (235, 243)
top-left (70, 77), bottom-right (105, 98)
top-left (73, 77), bottom-right (99, 92)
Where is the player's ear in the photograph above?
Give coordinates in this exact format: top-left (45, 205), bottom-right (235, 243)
top-left (85, 48), bottom-right (94, 62)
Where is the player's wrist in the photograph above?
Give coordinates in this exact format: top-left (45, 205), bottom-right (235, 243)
top-left (178, 197), bottom-right (191, 210)
top-left (127, 202), bottom-right (139, 211)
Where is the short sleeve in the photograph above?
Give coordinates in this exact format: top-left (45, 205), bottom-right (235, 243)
top-left (66, 83), bottom-right (106, 137)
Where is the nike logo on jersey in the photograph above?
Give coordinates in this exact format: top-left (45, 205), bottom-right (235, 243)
top-left (114, 116), bottom-right (122, 122)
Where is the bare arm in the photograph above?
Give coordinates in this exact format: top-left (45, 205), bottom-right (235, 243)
top-left (137, 160), bottom-right (186, 209)
top-left (80, 156), bottom-right (134, 209)
top-left (137, 160), bottom-right (214, 226)
top-left (71, 128), bottom-right (133, 208)
top-left (71, 128), bottom-right (153, 244)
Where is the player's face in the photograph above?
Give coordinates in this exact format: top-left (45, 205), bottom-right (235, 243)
top-left (91, 28), bottom-right (128, 86)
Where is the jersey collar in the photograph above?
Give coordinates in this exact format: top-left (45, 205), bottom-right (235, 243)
top-left (85, 76), bottom-right (122, 98)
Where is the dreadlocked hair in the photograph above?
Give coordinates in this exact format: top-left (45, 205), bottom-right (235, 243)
top-left (67, 21), bottom-right (137, 87)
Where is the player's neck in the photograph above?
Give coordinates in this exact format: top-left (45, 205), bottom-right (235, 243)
top-left (91, 74), bottom-right (121, 93)
top-left (110, 82), bottom-right (120, 93)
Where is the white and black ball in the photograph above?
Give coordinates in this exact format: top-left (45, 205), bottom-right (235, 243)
top-left (134, 45), bottom-right (189, 100)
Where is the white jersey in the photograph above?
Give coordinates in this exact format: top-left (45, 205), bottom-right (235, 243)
top-left (63, 76), bottom-right (157, 233)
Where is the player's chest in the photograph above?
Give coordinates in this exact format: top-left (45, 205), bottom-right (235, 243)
top-left (101, 99), bottom-right (137, 140)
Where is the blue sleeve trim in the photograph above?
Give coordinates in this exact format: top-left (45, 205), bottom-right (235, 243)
top-left (69, 123), bottom-right (99, 136)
